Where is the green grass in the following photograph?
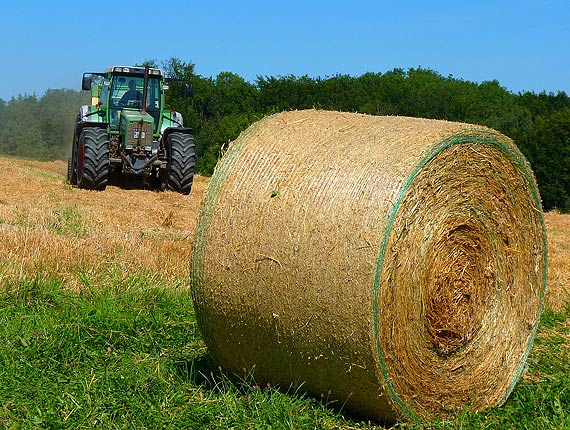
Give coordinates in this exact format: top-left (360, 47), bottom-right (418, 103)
top-left (45, 205), bottom-right (85, 237)
top-left (0, 274), bottom-right (568, 429)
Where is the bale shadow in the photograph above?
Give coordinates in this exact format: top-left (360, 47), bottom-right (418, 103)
top-left (172, 351), bottom-right (224, 390)
top-left (171, 352), bottom-right (261, 397)
top-left (170, 351), bottom-right (392, 427)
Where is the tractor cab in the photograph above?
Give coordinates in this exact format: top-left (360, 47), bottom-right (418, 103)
top-left (82, 66), bottom-right (166, 135)
top-left (97, 66), bottom-right (164, 135)
top-left (107, 68), bottom-right (163, 134)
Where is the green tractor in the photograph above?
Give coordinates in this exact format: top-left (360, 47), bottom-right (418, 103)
top-left (68, 65), bottom-right (195, 194)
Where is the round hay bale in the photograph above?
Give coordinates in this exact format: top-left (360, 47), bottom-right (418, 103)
top-left (191, 109), bottom-right (547, 422)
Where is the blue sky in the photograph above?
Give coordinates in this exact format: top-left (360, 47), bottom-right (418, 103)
top-left (1, 0), bottom-right (569, 100)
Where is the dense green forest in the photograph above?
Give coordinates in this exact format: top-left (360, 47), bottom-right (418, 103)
top-left (0, 58), bottom-right (568, 212)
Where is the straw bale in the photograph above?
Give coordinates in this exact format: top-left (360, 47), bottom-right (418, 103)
top-left (191, 109), bottom-right (547, 422)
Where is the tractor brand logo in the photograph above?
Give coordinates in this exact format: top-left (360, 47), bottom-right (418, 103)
top-left (133, 128), bottom-right (146, 139)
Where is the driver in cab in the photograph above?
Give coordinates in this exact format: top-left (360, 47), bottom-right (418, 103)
top-left (119, 80), bottom-right (142, 106)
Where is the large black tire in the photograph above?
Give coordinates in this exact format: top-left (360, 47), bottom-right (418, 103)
top-left (76, 127), bottom-right (109, 191)
top-left (165, 132), bottom-right (195, 195)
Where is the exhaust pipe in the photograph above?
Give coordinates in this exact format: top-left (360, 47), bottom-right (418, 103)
top-left (141, 65), bottom-right (149, 115)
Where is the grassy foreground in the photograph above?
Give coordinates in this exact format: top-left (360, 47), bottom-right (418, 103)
top-left (0, 273), bottom-right (568, 430)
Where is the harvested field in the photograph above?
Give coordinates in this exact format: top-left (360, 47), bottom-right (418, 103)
top-left (545, 211), bottom-right (570, 311)
top-left (0, 157), bottom-right (207, 286)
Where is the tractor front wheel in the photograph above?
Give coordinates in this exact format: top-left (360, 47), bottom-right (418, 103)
top-left (76, 127), bottom-right (109, 191)
top-left (165, 132), bottom-right (195, 195)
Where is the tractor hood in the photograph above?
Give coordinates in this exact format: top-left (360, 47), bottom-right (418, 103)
top-left (120, 109), bottom-right (154, 126)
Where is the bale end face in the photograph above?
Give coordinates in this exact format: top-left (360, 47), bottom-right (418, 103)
top-left (375, 132), bottom-right (546, 420)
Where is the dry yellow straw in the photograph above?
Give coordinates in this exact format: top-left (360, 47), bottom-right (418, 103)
top-left (191, 109), bottom-right (547, 422)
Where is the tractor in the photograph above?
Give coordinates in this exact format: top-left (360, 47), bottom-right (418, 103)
top-left (68, 65), bottom-right (195, 194)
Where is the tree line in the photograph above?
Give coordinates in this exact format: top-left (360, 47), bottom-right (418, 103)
top-left (0, 58), bottom-right (568, 212)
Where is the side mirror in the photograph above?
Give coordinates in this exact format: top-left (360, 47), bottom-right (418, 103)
top-left (184, 83), bottom-right (194, 97)
top-left (82, 75), bottom-right (92, 91)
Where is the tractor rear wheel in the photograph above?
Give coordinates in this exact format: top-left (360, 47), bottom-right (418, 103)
top-left (165, 132), bottom-right (195, 195)
top-left (76, 127), bottom-right (109, 190)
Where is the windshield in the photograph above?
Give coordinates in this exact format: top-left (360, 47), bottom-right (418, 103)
top-left (108, 75), bottom-right (162, 131)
